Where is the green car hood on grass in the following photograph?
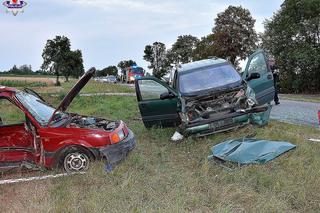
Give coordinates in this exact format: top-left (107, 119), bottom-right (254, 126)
top-left (208, 138), bottom-right (296, 164)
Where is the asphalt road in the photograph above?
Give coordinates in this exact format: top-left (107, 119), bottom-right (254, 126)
top-left (270, 99), bottom-right (320, 127)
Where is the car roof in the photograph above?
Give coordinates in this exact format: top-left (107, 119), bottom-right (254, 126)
top-left (0, 85), bottom-right (17, 93)
top-left (178, 58), bottom-right (228, 73)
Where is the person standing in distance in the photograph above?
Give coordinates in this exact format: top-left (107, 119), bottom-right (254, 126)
top-left (269, 59), bottom-right (280, 105)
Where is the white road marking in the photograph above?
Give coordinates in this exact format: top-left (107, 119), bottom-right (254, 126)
top-left (0, 172), bottom-right (86, 185)
top-left (308, 138), bottom-right (320, 142)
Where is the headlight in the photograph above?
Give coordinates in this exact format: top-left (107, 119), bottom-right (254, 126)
top-left (117, 129), bottom-right (125, 140)
top-left (247, 98), bottom-right (256, 107)
top-left (110, 129), bottom-right (126, 144)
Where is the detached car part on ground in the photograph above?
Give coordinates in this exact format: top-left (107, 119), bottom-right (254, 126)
top-left (0, 68), bottom-right (136, 173)
top-left (208, 138), bottom-right (296, 165)
top-left (135, 50), bottom-right (275, 137)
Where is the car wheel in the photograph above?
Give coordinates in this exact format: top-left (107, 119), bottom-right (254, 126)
top-left (62, 149), bottom-right (91, 173)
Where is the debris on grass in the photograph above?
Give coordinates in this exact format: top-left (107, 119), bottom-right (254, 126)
top-left (208, 138), bottom-right (296, 164)
top-left (171, 131), bottom-right (184, 141)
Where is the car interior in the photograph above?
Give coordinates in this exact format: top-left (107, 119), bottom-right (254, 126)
top-left (0, 98), bottom-right (34, 148)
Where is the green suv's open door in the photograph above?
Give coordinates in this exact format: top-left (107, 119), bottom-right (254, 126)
top-left (135, 77), bottom-right (180, 128)
top-left (243, 50), bottom-right (275, 105)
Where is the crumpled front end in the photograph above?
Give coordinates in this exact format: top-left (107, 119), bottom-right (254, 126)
top-left (179, 85), bottom-right (271, 136)
top-left (99, 129), bottom-right (136, 168)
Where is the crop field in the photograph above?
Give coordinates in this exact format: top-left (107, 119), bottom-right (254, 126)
top-left (0, 76), bottom-right (55, 87)
top-left (0, 81), bottom-right (320, 212)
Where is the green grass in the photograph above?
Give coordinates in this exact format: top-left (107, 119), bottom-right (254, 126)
top-left (0, 99), bottom-right (25, 124)
top-left (31, 80), bottom-right (135, 95)
top-left (280, 94), bottom-right (320, 103)
top-left (0, 80), bottom-right (47, 87)
top-left (1, 89), bottom-right (320, 212)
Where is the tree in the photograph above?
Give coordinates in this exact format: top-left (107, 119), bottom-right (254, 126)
top-left (41, 36), bottom-right (84, 84)
top-left (19, 65), bottom-right (32, 74)
top-left (9, 65), bottom-right (19, 74)
top-left (117, 60), bottom-right (136, 75)
top-left (169, 35), bottom-right (199, 65)
top-left (98, 66), bottom-right (118, 76)
top-left (63, 50), bottom-right (85, 80)
top-left (262, 0), bottom-right (320, 93)
top-left (212, 6), bottom-right (258, 65)
top-left (143, 42), bottom-right (170, 78)
top-left (193, 34), bottom-right (216, 60)
top-left (41, 36), bottom-right (71, 85)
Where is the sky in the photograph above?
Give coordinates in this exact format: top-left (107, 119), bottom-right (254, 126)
top-left (0, 0), bottom-right (283, 72)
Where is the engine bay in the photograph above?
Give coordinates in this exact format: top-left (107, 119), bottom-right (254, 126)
top-left (66, 115), bottom-right (119, 131)
top-left (180, 86), bottom-right (252, 124)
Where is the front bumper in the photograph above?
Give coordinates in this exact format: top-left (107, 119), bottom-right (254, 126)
top-left (184, 105), bottom-right (270, 136)
top-left (99, 129), bottom-right (136, 165)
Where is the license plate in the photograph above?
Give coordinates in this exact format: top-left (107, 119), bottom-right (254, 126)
top-left (209, 118), bottom-right (233, 129)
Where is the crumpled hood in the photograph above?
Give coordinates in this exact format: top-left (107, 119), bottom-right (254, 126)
top-left (208, 138), bottom-right (296, 164)
top-left (48, 67), bottom-right (96, 125)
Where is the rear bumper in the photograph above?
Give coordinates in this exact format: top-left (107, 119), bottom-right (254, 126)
top-left (99, 129), bottom-right (136, 164)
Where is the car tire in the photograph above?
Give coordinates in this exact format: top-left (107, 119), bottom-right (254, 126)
top-left (60, 147), bottom-right (92, 173)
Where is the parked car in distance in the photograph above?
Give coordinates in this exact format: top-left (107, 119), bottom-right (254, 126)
top-left (134, 50), bottom-right (275, 137)
top-left (0, 68), bottom-right (136, 172)
top-left (101, 75), bottom-right (118, 84)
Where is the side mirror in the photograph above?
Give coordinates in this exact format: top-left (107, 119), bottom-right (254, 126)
top-left (160, 91), bottom-right (175, 100)
top-left (246, 72), bottom-right (260, 81)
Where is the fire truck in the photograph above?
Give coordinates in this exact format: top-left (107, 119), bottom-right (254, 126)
top-left (121, 65), bottom-right (145, 83)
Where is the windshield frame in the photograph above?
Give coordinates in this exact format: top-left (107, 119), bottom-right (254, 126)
top-left (177, 62), bottom-right (243, 97)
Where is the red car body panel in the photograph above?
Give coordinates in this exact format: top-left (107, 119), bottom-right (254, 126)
top-left (0, 68), bottom-right (135, 171)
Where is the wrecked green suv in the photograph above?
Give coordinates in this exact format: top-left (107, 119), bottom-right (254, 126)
top-left (134, 50), bottom-right (275, 136)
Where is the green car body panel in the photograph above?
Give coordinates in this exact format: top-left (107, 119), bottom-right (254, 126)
top-left (135, 50), bottom-right (275, 136)
top-left (135, 77), bottom-right (180, 128)
top-left (242, 50), bottom-right (275, 105)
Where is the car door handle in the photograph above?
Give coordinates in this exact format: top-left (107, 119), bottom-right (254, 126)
top-left (267, 74), bottom-right (272, 80)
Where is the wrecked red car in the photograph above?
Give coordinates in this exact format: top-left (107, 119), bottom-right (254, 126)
top-left (0, 68), bottom-right (136, 172)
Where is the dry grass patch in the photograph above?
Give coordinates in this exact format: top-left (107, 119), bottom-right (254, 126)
top-left (0, 76), bottom-right (55, 87)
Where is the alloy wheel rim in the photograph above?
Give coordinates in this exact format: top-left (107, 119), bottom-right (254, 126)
top-left (64, 152), bottom-right (89, 172)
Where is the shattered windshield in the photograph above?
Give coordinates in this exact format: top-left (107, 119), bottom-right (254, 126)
top-left (179, 64), bottom-right (242, 95)
top-left (16, 91), bottom-right (65, 126)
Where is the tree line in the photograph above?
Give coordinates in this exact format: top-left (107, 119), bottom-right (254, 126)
top-left (40, 35), bottom-right (140, 84)
top-left (143, 5), bottom-right (258, 78)
top-left (0, 64), bottom-right (48, 75)
top-left (143, 1), bottom-right (320, 93)
top-left (261, 0), bottom-right (320, 93)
